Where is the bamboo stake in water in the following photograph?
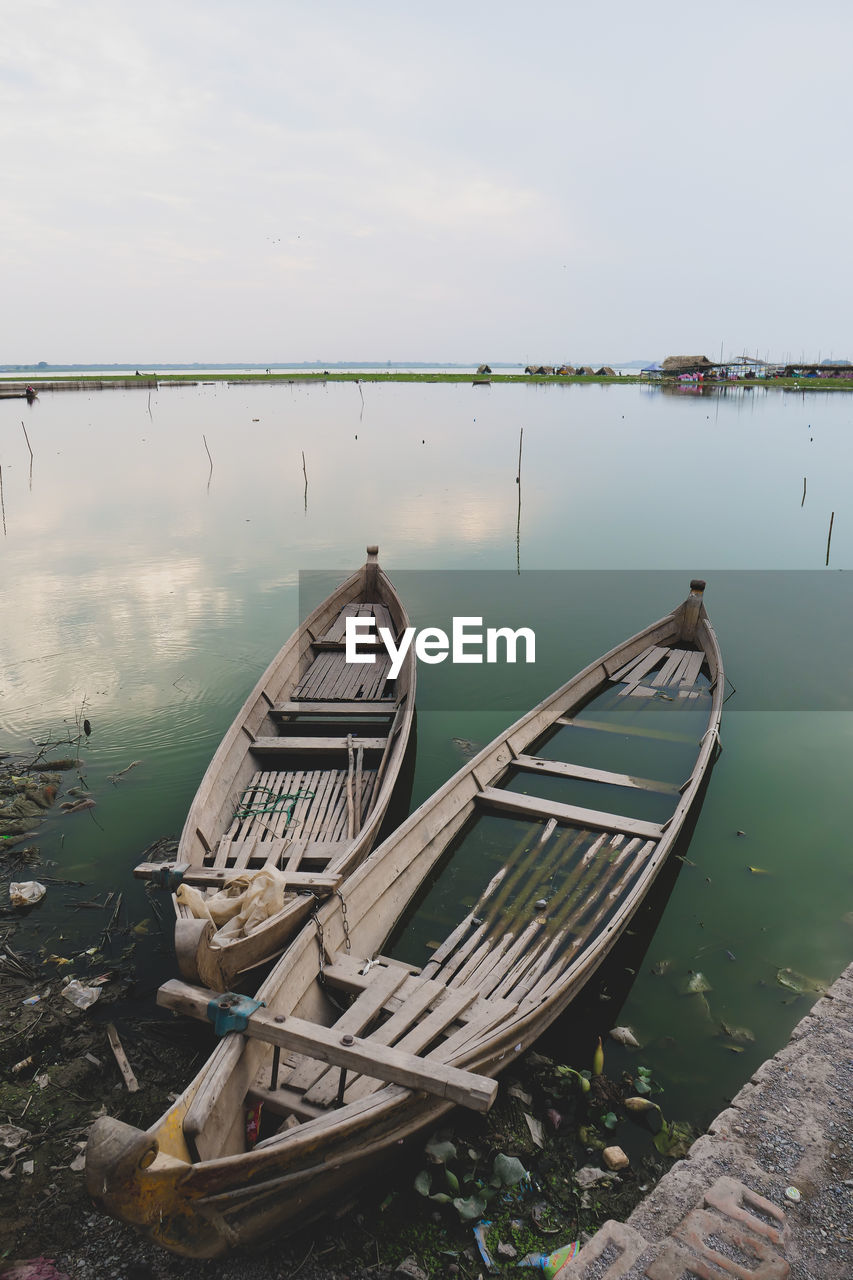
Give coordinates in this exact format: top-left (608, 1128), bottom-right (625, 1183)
top-left (203, 435), bottom-right (213, 472)
top-left (21, 421), bottom-right (33, 491)
top-left (826, 511), bottom-right (835, 566)
top-left (302, 450), bottom-right (308, 511)
top-left (0, 464), bottom-right (5, 535)
top-left (801, 477), bottom-right (806, 508)
top-left (515, 426), bottom-right (523, 574)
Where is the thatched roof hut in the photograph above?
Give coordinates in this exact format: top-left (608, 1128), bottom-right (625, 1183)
top-left (595, 366), bottom-right (615, 376)
top-left (578, 365), bottom-right (596, 376)
top-left (556, 365), bottom-right (576, 376)
top-left (661, 355), bottom-right (714, 374)
top-left (477, 364), bottom-right (492, 375)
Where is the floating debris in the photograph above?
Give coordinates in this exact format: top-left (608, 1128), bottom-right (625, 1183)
top-left (776, 967), bottom-right (827, 996)
top-left (609, 1025), bottom-right (640, 1048)
top-left (682, 971), bottom-right (712, 995)
top-left (9, 881), bottom-right (46, 907)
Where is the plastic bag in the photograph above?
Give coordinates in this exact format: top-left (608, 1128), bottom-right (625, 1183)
top-left (9, 881), bottom-right (47, 907)
top-left (61, 980), bottom-right (102, 1010)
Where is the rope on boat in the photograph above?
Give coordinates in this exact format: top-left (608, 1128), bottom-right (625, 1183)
top-left (233, 784), bottom-right (315, 830)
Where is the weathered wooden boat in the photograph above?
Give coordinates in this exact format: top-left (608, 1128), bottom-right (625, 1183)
top-left (87, 581), bottom-right (723, 1257)
top-left (135, 546), bottom-right (415, 990)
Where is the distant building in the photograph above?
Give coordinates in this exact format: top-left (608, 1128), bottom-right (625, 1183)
top-left (661, 355), bottom-right (714, 375)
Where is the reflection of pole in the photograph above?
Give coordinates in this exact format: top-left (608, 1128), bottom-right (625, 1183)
top-left (826, 511), bottom-right (835, 566)
top-left (515, 427), bottom-right (523, 574)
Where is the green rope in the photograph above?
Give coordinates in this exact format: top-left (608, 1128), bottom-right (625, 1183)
top-left (234, 785), bottom-right (315, 830)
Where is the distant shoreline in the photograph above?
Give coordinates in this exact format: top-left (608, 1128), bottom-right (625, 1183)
top-left (2, 371), bottom-right (853, 392)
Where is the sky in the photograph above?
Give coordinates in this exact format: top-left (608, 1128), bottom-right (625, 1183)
top-left (2, 0), bottom-right (851, 366)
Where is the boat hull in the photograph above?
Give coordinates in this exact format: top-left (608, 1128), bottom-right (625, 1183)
top-left (89, 584), bottom-right (724, 1256)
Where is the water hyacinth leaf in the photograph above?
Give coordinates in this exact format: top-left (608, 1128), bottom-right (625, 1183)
top-left (445, 1167), bottom-right (460, 1194)
top-left (453, 1193), bottom-right (488, 1222)
top-left (602, 1111), bottom-right (618, 1130)
top-left (414, 1170), bottom-right (432, 1196)
top-left (491, 1153), bottom-right (528, 1187)
top-left (633, 1077), bottom-right (651, 1095)
top-left (430, 1192), bottom-right (452, 1204)
top-left (425, 1137), bottom-right (457, 1164)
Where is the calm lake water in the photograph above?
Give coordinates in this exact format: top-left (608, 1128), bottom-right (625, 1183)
top-left (2, 377), bottom-right (852, 1134)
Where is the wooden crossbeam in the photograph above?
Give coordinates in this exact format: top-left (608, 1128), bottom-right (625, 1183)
top-left (512, 754), bottom-right (678, 795)
top-left (250, 736), bottom-right (387, 754)
top-left (475, 786), bottom-right (663, 841)
top-left (134, 862), bottom-right (340, 891)
top-left (157, 979), bottom-right (498, 1113)
top-left (273, 700), bottom-right (394, 716)
top-left (557, 716), bottom-right (696, 744)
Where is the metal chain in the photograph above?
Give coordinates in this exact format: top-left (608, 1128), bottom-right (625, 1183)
top-left (310, 899), bottom-right (326, 985)
top-left (335, 889), bottom-right (352, 954)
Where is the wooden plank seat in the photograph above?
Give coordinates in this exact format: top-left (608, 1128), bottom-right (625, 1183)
top-left (417, 826), bottom-right (660, 1010)
top-left (134, 861), bottom-right (340, 892)
top-left (606, 643), bottom-right (706, 701)
top-left (317, 601), bottom-right (397, 645)
top-left (475, 785), bottom-right (663, 840)
top-left (293, 649), bottom-right (392, 702)
top-left (273, 700), bottom-right (396, 716)
top-left (158, 978), bottom-right (497, 1113)
top-left (511, 753), bottom-right (679, 795)
top-left (281, 957), bottom-right (517, 1110)
top-left (557, 716), bottom-right (698, 744)
top-left (249, 736), bottom-right (388, 754)
top-left (221, 768), bottom-right (380, 862)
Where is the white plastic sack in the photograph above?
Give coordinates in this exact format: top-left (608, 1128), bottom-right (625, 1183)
top-left (176, 868), bottom-right (289, 943)
top-left (9, 881), bottom-right (47, 907)
top-left (61, 979), bottom-right (102, 1010)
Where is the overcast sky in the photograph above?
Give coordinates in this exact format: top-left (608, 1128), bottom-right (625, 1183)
top-left (3, 1), bottom-right (851, 365)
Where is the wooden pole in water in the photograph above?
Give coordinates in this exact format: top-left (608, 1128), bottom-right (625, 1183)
top-left (20, 421), bottom-right (33, 461)
top-left (826, 511), bottom-right (835, 566)
top-left (801, 477), bottom-right (807, 508)
top-left (202, 434), bottom-right (213, 471)
top-left (302, 450), bottom-right (308, 511)
top-left (515, 426), bottom-right (523, 574)
top-left (0, 464), bottom-right (5, 535)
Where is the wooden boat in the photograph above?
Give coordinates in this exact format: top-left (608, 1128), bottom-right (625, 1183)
top-left (134, 546), bottom-right (415, 991)
top-left (87, 580), bottom-right (723, 1257)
